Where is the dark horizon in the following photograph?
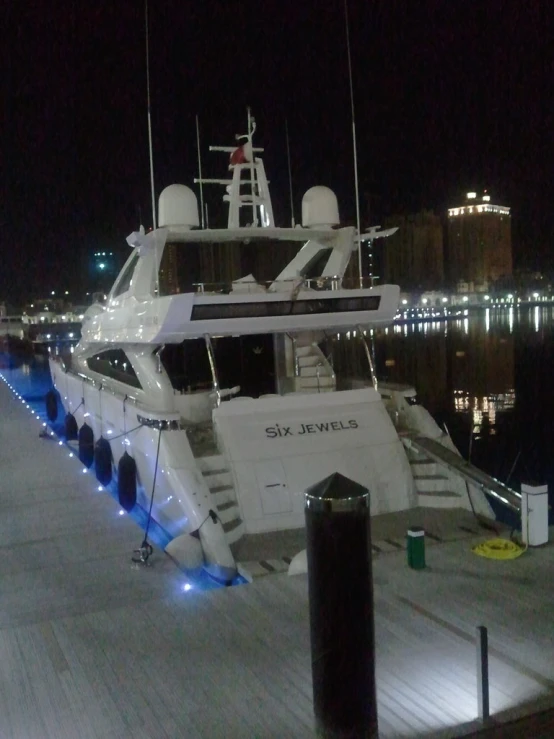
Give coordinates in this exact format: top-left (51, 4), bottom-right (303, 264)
top-left (2, 0), bottom-right (552, 302)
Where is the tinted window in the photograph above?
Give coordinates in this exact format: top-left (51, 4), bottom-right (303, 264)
top-left (160, 339), bottom-right (212, 392)
top-left (158, 238), bottom-right (308, 295)
top-left (112, 252), bottom-right (139, 297)
top-left (191, 295), bottom-right (381, 320)
top-left (87, 349), bottom-right (141, 388)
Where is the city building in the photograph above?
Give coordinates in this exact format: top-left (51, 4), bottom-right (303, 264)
top-left (379, 210), bottom-right (444, 290)
top-left (446, 191), bottom-right (512, 291)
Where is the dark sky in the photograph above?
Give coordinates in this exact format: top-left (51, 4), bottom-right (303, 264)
top-left (2, 0), bottom-right (553, 301)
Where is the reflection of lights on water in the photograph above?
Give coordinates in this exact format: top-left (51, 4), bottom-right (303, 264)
top-left (534, 306), bottom-right (540, 332)
top-left (485, 308), bottom-right (490, 333)
top-left (509, 306), bottom-right (514, 333)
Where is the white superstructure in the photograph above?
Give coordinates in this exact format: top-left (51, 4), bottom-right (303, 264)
top-left (49, 113), bottom-right (497, 583)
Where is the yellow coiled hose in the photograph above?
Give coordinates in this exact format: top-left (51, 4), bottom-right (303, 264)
top-left (472, 538), bottom-right (527, 560)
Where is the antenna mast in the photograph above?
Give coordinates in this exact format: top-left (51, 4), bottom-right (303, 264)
top-left (285, 119), bottom-right (295, 227)
top-left (196, 115), bottom-right (206, 229)
top-left (344, 0), bottom-right (362, 286)
top-left (145, 0), bottom-right (157, 230)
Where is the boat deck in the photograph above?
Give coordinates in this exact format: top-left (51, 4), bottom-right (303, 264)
top-left (2, 371), bottom-right (554, 738)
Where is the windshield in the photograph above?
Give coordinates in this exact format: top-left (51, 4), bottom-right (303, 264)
top-left (158, 238), bottom-right (307, 295)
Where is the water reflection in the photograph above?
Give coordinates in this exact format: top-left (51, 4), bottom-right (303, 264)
top-left (328, 306), bottom-right (554, 487)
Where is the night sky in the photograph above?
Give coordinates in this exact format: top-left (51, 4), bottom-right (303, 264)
top-left (2, 0), bottom-right (552, 303)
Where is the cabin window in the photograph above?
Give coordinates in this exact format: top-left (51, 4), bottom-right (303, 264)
top-left (159, 339), bottom-right (213, 393)
top-left (299, 248), bottom-right (332, 281)
top-left (87, 349), bottom-right (141, 388)
top-left (157, 238), bottom-right (310, 295)
top-left (112, 252), bottom-right (140, 297)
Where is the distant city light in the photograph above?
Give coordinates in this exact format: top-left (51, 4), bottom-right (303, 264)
top-left (467, 192), bottom-right (477, 199)
top-left (462, 296), bottom-right (469, 302)
top-left (98, 263), bottom-right (106, 270)
top-left (401, 299), bottom-right (408, 305)
top-left (484, 295), bottom-right (490, 300)
top-left (422, 298), bottom-right (428, 304)
top-left (442, 297), bottom-right (448, 303)
top-left (482, 195), bottom-right (490, 202)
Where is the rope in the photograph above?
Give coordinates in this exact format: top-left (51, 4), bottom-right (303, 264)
top-left (109, 424), bottom-right (143, 441)
top-left (132, 427), bottom-right (163, 565)
top-left (71, 398), bottom-right (84, 414)
top-left (472, 538), bottom-right (527, 560)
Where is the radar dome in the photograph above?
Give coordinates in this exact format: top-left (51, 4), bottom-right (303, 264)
top-left (301, 186), bottom-right (340, 228)
top-left (158, 185), bottom-right (199, 228)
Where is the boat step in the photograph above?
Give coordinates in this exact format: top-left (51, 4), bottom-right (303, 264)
top-left (217, 499), bottom-right (236, 512)
top-left (202, 468), bottom-right (228, 477)
top-left (210, 484), bottom-right (234, 494)
top-left (293, 387), bottom-right (335, 394)
top-left (222, 518), bottom-right (245, 544)
top-left (296, 345), bottom-right (315, 357)
top-left (418, 490), bottom-right (463, 508)
top-left (297, 375), bottom-right (335, 388)
top-left (297, 354), bottom-right (320, 367)
top-left (413, 474), bottom-right (450, 492)
top-left (196, 454), bottom-right (227, 473)
top-left (215, 503), bottom-right (241, 525)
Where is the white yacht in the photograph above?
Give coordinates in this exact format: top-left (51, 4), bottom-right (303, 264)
top-left (49, 114), bottom-right (518, 583)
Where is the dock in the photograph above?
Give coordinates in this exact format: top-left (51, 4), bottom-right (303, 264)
top-left (1, 370), bottom-right (554, 738)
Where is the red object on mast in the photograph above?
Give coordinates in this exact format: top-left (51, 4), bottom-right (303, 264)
top-left (230, 145), bottom-right (247, 165)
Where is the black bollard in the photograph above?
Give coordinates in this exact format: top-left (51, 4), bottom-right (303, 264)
top-left (305, 472), bottom-right (378, 739)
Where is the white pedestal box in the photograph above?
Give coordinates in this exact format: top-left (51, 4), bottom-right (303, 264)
top-left (521, 483), bottom-right (549, 546)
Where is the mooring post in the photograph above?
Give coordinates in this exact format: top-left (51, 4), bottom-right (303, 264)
top-left (305, 472), bottom-right (378, 738)
top-left (476, 625), bottom-right (490, 722)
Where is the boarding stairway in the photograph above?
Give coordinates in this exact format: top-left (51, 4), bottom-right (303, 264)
top-left (402, 431), bottom-right (522, 513)
top-left (187, 422), bottom-right (244, 545)
top-left (292, 336), bottom-right (336, 394)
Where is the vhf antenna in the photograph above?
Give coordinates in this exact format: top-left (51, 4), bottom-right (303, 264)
top-left (145, 0), bottom-right (157, 230)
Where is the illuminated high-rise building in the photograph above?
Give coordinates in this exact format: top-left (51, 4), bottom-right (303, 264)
top-left (447, 192), bottom-right (512, 290)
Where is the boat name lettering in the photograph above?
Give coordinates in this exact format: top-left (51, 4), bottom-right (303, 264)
top-left (265, 420), bottom-right (358, 438)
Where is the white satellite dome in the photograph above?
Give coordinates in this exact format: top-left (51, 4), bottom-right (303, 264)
top-left (158, 185), bottom-right (199, 229)
top-left (301, 186), bottom-right (340, 228)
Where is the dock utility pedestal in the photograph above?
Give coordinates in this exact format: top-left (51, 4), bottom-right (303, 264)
top-left (407, 527), bottom-right (426, 569)
top-left (521, 483), bottom-right (549, 546)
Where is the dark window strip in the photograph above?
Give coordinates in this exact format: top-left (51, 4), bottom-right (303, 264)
top-left (191, 295), bottom-right (381, 321)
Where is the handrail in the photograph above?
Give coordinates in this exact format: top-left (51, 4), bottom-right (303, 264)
top-left (357, 326), bottom-right (378, 391)
top-left (403, 433), bottom-right (521, 512)
top-left (204, 334), bottom-right (221, 406)
top-left (191, 275), bottom-right (362, 295)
